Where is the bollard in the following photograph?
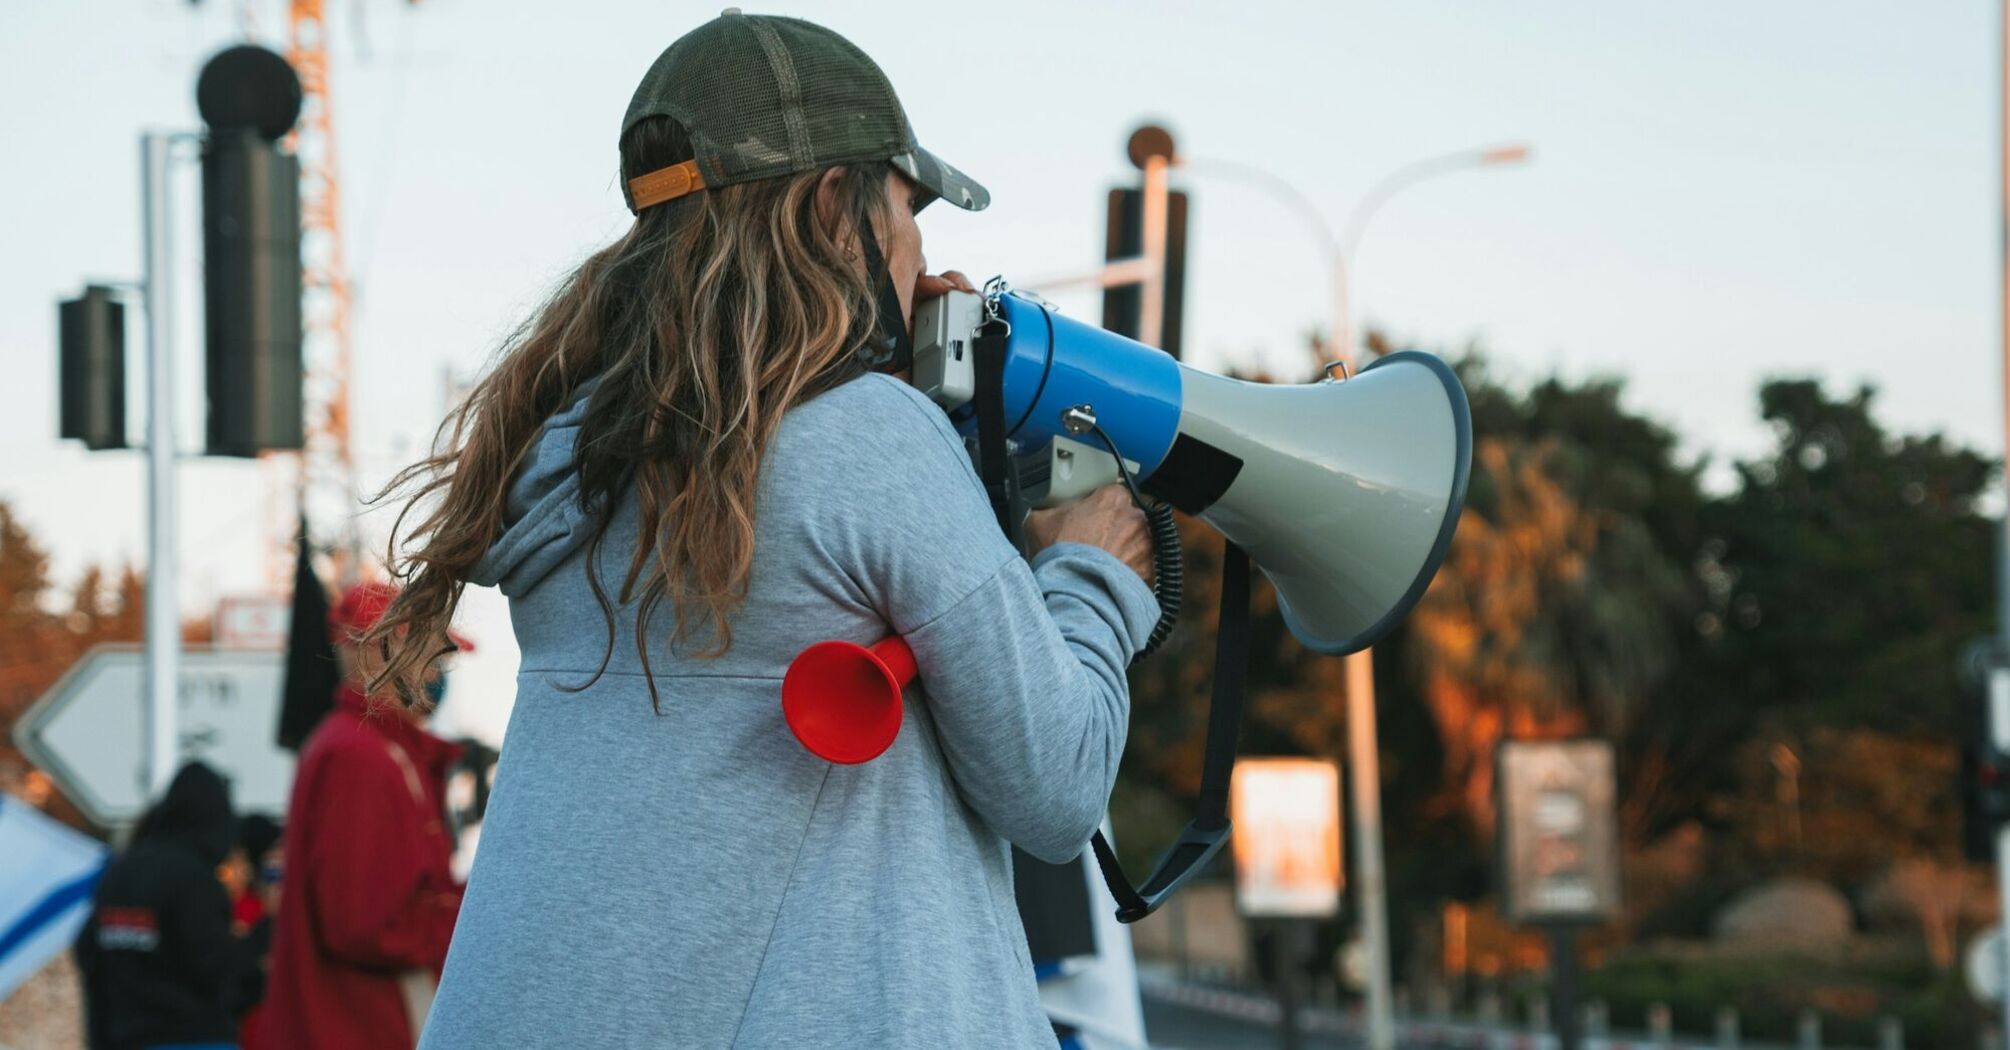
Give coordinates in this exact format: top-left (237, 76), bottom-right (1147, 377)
top-left (1796, 1008), bottom-right (1820, 1050)
top-left (1530, 996), bottom-right (1551, 1034)
top-left (1584, 1000), bottom-right (1610, 1039)
top-left (1714, 1005), bottom-right (1740, 1050)
top-left (1480, 990), bottom-right (1504, 1026)
top-left (1648, 1003), bottom-right (1673, 1049)
top-left (1876, 1016), bottom-right (1902, 1050)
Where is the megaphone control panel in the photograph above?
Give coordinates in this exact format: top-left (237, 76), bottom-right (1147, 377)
top-left (911, 289), bottom-right (984, 409)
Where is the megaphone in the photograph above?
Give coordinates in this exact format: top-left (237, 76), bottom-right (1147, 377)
top-left (781, 285), bottom-right (1472, 765)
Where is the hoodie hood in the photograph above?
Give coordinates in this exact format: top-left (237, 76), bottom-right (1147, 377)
top-left (133, 761), bottom-right (236, 864)
top-left (467, 379), bottom-right (602, 597)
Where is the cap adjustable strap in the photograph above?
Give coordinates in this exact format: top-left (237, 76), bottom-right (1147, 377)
top-left (628, 159), bottom-right (708, 212)
top-left (855, 225), bottom-right (914, 375)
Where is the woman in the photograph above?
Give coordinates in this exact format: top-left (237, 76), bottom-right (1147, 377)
top-left (371, 13), bottom-right (1156, 1049)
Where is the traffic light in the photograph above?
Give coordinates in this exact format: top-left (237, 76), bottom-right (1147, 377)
top-left (57, 286), bottom-right (127, 450)
top-left (1960, 639), bottom-right (2010, 862)
top-left (1100, 187), bottom-right (1190, 360)
top-left (197, 45), bottom-right (304, 457)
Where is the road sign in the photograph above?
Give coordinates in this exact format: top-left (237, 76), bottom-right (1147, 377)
top-left (14, 644), bottom-right (294, 826)
top-left (1498, 740), bottom-right (1622, 923)
top-left (1230, 758), bottom-right (1342, 918)
top-left (1970, 924), bottom-right (2005, 1003)
top-left (214, 594), bottom-right (289, 650)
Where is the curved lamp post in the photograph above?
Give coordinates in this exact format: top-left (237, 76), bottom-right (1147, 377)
top-left (1176, 142), bottom-right (1531, 1050)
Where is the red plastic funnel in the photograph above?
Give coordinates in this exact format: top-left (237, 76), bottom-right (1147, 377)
top-left (782, 636), bottom-right (916, 764)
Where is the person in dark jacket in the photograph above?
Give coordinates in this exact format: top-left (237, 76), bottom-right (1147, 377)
top-left (76, 760), bottom-right (255, 1050)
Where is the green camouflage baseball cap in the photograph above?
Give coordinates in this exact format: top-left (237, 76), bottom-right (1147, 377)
top-left (621, 10), bottom-right (989, 215)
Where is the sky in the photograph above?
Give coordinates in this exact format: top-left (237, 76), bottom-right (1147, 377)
top-left (0, 1), bottom-right (2000, 741)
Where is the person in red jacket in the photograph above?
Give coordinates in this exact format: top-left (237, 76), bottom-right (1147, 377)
top-left (259, 582), bottom-right (465, 1050)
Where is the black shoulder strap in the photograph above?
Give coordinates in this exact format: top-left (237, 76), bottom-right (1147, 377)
top-left (972, 328), bottom-right (1016, 544)
top-left (1088, 543), bottom-right (1250, 922)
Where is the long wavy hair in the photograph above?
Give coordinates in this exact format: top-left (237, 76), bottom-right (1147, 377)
top-left (364, 116), bottom-right (892, 706)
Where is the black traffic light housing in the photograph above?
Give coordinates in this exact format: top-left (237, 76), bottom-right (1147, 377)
top-left (197, 45), bottom-right (305, 457)
top-left (57, 286), bottom-right (127, 451)
top-left (1101, 188), bottom-right (1190, 361)
top-left (1960, 638), bottom-right (2010, 862)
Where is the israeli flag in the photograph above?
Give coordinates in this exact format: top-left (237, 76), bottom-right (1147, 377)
top-left (0, 795), bottom-right (106, 1000)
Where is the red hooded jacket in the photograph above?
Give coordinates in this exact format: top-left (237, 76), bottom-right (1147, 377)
top-left (259, 686), bottom-right (463, 1050)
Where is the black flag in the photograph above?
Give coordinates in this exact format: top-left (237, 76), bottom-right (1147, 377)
top-left (277, 521), bottom-right (338, 751)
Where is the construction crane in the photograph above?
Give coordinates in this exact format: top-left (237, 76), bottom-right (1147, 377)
top-left (285, 0), bottom-right (360, 585)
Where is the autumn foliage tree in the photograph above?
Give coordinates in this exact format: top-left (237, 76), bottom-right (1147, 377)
top-left (1113, 333), bottom-right (1992, 987)
top-left (0, 500), bottom-right (152, 823)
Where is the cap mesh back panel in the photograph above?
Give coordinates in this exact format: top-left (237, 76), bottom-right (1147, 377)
top-left (767, 18), bottom-right (911, 165)
top-left (676, 24), bottom-right (793, 184)
top-left (629, 15), bottom-right (912, 187)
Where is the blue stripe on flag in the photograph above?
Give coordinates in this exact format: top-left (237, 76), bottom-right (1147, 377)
top-left (0, 863), bottom-right (104, 965)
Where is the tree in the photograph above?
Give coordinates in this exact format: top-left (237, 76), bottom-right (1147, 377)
top-left (1694, 380), bottom-right (1992, 735)
top-left (0, 500), bottom-right (153, 826)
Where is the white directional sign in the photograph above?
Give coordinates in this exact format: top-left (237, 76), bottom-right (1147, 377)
top-left (15, 644), bottom-right (294, 827)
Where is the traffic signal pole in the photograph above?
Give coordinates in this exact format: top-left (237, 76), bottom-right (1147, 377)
top-left (141, 131), bottom-right (185, 798)
top-left (1994, 0), bottom-right (2010, 1037)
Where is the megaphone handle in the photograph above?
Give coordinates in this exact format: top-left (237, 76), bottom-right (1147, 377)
top-left (868, 636), bottom-right (917, 687)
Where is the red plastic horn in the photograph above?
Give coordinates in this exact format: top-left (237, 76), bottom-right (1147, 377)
top-left (782, 636), bottom-right (916, 764)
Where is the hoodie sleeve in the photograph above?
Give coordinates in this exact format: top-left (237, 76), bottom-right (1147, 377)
top-left (300, 738), bottom-right (462, 971)
top-left (811, 377), bottom-right (1160, 863)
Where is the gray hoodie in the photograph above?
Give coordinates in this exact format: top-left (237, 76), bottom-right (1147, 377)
top-left (418, 373), bottom-right (1159, 1050)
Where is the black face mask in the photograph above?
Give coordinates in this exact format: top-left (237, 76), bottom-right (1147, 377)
top-left (855, 225), bottom-right (913, 376)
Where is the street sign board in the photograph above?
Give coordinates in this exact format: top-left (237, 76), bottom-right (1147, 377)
top-left (1230, 758), bottom-right (1342, 918)
top-left (214, 594), bottom-right (289, 650)
top-left (1968, 924), bottom-right (2005, 1003)
top-left (14, 644), bottom-right (294, 826)
top-left (1498, 739), bottom-right (1622, 923)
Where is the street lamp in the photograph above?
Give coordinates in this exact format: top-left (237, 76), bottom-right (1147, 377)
top-left (1181, 142), bottom-right (1532, 365)
top-left (1177, 141), bottom-right (1530, 1050)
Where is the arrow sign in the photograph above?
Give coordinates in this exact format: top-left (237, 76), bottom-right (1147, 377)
top-left (14, 644), bottom-right (294, 827)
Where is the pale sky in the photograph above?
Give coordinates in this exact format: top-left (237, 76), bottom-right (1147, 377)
top-left (1, 1), bottom-right (1998, 742)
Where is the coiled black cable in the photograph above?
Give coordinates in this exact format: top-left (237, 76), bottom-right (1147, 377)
top-left (1085, 423), bottom-right (1183, 662)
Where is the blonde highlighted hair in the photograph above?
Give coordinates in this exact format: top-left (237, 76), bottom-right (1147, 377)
top-left (366, 117), bottom-right (893, 706)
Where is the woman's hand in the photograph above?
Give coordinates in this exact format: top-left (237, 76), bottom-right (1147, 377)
top-left (913, 269), bottom-right (978, 307)
top-left (1024, 485), bottom-right (1154, 588)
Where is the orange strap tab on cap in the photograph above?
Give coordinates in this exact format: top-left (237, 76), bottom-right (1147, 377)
top-left (628, 159), bottom-right (708, 211)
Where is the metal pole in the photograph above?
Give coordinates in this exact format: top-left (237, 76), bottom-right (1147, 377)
top-left (1273, 921), bottom-right (1304, 1050)
top-left (141, 132), bottom-right (179, 798)
top-left (1138, 154), bottom-right (1170, 350)
top-left (1343, 649), bottom-right (1396, 1050)
top-left (1549, 926), bottom-right (1581, 1050)
top-left (1996, 1), bottom-right (2010, 1040)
